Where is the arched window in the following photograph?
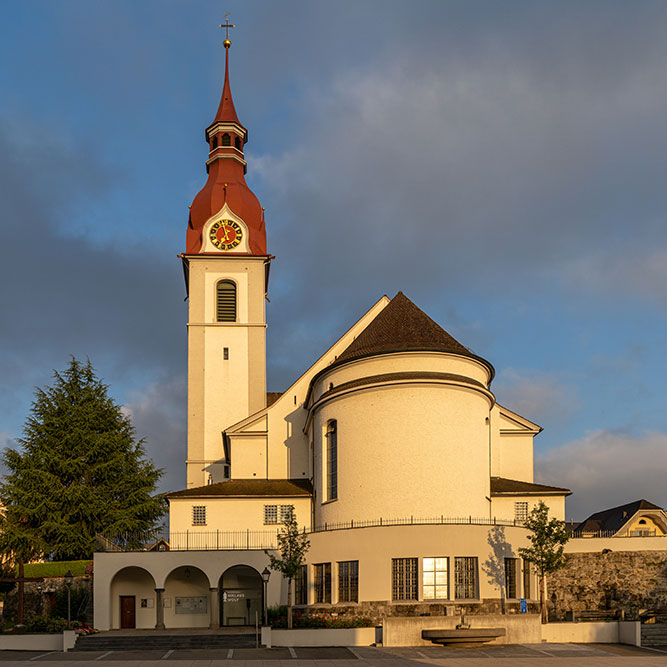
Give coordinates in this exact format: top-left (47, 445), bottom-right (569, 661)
top-left (325, 420), bottom-right (337, 500)
top-left (221, 133), bottom-right (231, 146)
top-left (211, 136), bottom-right (218, 149)
top-left (235, 136), bottom-right (242, 150)
top-left (216, 280), bottom-right (237, 322)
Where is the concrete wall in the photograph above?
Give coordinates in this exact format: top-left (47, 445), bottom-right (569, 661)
top-left (383, 614), bottom-right (541, 646)
top-left (541, 621), bottom-right (619, 644)
top-left (0, 631), bottom-right (76, 652)
top-left (267, 627), bottom-right (376, 647)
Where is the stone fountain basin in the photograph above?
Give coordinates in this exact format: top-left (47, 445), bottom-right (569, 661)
top-left (422, 628), bottom-right (506, 647)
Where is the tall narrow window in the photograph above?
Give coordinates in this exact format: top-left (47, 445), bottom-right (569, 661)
top-left (235, 136), bottom-right (242, 149)
top-left (326, 420), bottom-right (337, 500)
top-left (392, 558), bottom-right (418, 601)
top-left (514, 501), bottom-right (528, 523)
top-left (338, 561), bottom-right (359, 603)
top-left (295, 565), bottom-right (307, 605)
top-left (314, 563), bottom-right (331, 603)
top-left (216, 280), bottom-right (236, 322)
top-left (454, 557), bottom-right (478, 599)
top-left (522, 559), bottom-right (531, 599)
top-left (221, 133), bottom-right (231, 146)
top-left (263, 505), bottom-right (278, 524)
top-left (211, 136), bottom-right (218, 149)
top-left (423, 557), bottom-right (448, 600)
top-left (504, 558), bottom-right (518, 599)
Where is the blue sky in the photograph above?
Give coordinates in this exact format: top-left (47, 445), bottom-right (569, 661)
top-left (2, 1), bottom-right (666, 519)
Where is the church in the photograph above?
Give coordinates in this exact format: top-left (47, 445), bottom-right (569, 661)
top-left (93, 37), bottom-right (572, 632)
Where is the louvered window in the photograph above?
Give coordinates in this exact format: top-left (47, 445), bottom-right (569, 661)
top-left (326, 420), bottom-right (337, 501)
top-left (221, 133), bottom-right (231, 146)
top-left (216, 280), bottom-right (237, 322)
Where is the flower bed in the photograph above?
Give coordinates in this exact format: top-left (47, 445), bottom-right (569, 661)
top-left (268, 607), bottom-right (373, 629)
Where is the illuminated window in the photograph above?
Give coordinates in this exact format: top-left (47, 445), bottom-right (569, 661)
top-left (423, 557), bottom-right (448, 600)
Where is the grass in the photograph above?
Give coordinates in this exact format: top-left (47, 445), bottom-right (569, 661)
top-left (20, 560), bottom-right (91, 578)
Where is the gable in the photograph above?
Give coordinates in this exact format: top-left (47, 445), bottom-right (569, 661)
top-left (497, 404), bottom-right (542, 434)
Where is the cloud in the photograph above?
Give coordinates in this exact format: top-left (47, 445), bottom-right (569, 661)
top-left (122, 376), bottom-right (187, 495)
top-left (494, 368), bottom-right (578, 427)
top-left (536, 430), bottom-right (667, 521)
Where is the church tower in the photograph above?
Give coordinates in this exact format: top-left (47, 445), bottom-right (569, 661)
top-left (182, 36), bottom-right (270, 488)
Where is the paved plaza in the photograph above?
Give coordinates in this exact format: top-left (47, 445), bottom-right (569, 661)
top-left (0, 643), bottom-right (665, 666)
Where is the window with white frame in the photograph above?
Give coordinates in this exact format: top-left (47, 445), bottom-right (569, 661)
top-left (514, 501), bottom-right (529, 523)
top-left (504, 558), bottom-right (519, 599)
top-left (423, 557), bottom-right (448, 600)
top-left (392, 558), bottom-right (418, 601)
top-left (454, 557), bottom-right (478, 599)
top-left (314, 563), bottom-right (331, 603)
top-left (264, 505), bottom-right (278, 524)
top-left (338, 560), bottom-right (359, 603)
top-left (192, 505), bottom-right (207, 526)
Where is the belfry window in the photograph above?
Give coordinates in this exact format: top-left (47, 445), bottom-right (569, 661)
top-left (235, 136), bottom-right (242, 150)
top-left (221, 133), bottom-right (231, 146)
top-left (211, 136), bottom-right (218, 149)
top-left (325, 420), bottom-right (337, 501)
top-left (216, 280), bottom-right (237, 322)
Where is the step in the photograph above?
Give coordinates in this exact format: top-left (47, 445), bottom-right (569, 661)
top-left (74, 633), bottom-right (256, 651)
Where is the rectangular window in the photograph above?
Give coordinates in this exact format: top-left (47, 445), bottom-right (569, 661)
top-left (295, 565), bottom-right (307, 605)
top-left (264, 505), bottom-right (278, 525)
top-left (314, 563), bottom-right (331, 603)
top-left (523, 559), bottom-right (531, 599)
top-left (279, 504), bottom-right (294, 523)
top-left (515, 501), bottom-right (528, 523)
top-left (326, 421), bottom-right (337, 500)
top-left (392, 558), bottom-right (418, 601)
top-left (192, 505), bottom-right (206, 526)
top-left (454, 557), bottom-right (478, 600)
top-left (423, 557), bottom-right (448, 600)
top-left (338, 560), bottom-right (359, 603)
top-left (504, 558), bottom-right (518, 599)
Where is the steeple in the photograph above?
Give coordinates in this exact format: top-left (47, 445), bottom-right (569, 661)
top-left (186, 35), bottom-right (267, 255)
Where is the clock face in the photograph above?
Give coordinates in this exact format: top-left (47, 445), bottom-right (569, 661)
top-left (209, 219), bottom-right (243, 250)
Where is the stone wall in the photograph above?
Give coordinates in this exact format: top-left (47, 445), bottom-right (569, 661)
top-left (2, 576), bottom-right (91, 625)
top-left (548, 551), bottom-right (667, 620)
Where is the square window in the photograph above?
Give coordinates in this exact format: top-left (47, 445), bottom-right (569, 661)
top-left (192, 505), bottom-right (206, 526)
top-left (264, 505), bottom-right (278, 525)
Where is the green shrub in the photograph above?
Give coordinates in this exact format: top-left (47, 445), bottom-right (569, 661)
top-left (26, 616), bottom-right (68, 633)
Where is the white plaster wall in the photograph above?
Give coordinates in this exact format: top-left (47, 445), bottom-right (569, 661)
top-left (163, 566), bottom-right (211, 629)
top-left (492, 433), bottom-right (534, 482)
top-left (541, 621), bottom-right (619, 643)
top-left (490, 496), bottom-right (566, 522)
top-left (169, 496), bottom-right (312, 534)
top-left (186, 257), bottom-right (267, 487)
top-left (312, 353), bottom-right (492, 400)
top-left (313, 382), bottom-right (493, 525)
top-left (304, 524), bottom-right (534, 604)
top-left (109, 566), bottom-right (158, 630)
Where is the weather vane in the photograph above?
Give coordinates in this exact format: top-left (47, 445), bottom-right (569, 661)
top-left (219, 11), bottom-right (236, 47)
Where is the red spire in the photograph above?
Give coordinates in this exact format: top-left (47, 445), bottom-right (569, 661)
top-left (212, 44), bottom-right (241, 125)
top-left (186, 40), bottom-right (267, 255)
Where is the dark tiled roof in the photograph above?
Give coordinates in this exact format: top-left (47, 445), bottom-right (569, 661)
top-left (266, 392), bottom-right (282, 407)
top-left (576, 499), bottom-right (663, 534)
top-left (319, 372), bottom-right (486, 401)
top-left (490, 477), bottom-right (571, 496)
top-left (167, 478), bottom-right (313, 499)
top-left (335, 292), bottom-right (493, 378)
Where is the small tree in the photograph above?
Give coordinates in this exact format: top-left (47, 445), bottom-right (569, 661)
top-left (265, 513), bottom-right (310, 629)
top-left (518, 501), bottom-right (570, 623)
top-left (1, 357), bottom-right (166, 561)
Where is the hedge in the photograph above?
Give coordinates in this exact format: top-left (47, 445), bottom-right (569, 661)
top-left (19, 560), bottom-right (91, 578)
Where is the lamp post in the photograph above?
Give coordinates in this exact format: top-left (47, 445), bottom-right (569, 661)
top-left (261, 568), bottom-right (271, 626)
top-left (64, 570), bottom-right (73, 627)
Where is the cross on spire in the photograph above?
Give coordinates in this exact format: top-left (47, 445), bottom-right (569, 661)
top-left (219, 11), bottom-right (236, 41)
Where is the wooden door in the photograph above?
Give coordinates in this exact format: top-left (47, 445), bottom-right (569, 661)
top-left (120, 596), bottom-right (136, 629)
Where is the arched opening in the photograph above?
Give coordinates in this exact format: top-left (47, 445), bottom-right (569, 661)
top-left (216, 280), bottom-right (237, 322)
top-left (221, 133), bottom-right (231, 146)
top-left (110, 567), bottom-right (156, 629)
top-left (219, 565), bottom-right (262, 627)
top-left (211, 136), bottom-right (218, 149)
top-left (235, 136), bottom-right (242, 150)
top-left (164, 565), bottom-right (211, 629)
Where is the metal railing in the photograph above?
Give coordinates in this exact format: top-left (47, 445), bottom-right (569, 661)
top-left (570, 529), bottom-right (665, 539)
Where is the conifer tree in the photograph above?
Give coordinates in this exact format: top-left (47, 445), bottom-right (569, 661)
top-left (0, 358), bottom-right (166, 561)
